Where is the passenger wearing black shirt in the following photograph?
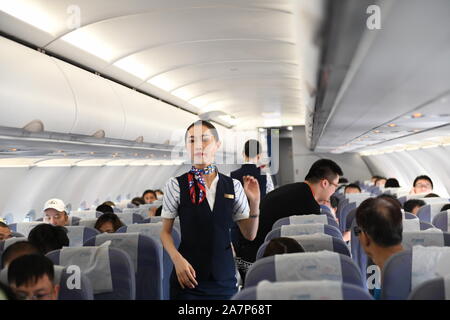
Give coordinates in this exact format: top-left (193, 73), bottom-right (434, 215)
top-left (247, 158), bottom-right (343, 262)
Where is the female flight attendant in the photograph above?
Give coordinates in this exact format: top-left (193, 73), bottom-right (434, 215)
top-left (160, 120), bottom-right (260, 300)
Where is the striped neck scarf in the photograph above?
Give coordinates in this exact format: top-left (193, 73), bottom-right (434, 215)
top-left (188, 164), bottom-right (217, 205)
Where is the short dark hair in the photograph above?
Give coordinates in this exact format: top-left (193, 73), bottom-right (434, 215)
top-left (338, 177), bottom-right (349, 184)
top-left (413, 175), bottom-right (433, 189)
top-left (385, 178), bottom-right (400, 188)
top-left (377, 194), bottom-right (402, 208)
top-left (1, 241), bottom-right (40, 268)
top-left (185, 120), bottom-right (220, 141)
top-left (424, 193), bottom-right (440, 198)
top-left (304, 159), bottom-right (343, 183)
top-left (403, 199), bottom-right (426, 214)
top-left (102, 201), bottom-right (115, 207)
top-left (244, 139), bottom-right (261, 158)
top-left (356, 197), bottom-right (403, 247)
top-left (96, 204), bottom-right (113, 214)
top-left (330, 195), bottom-right (339, 209)
top-left (344, 183), bottom-right (361, 192)
top-left (441, 204), bottom-right (450, 212)
top-left (8, 254), bottom-right (54, 288)
top-left (94, 213), bottom-right (124, 232)
top-left (262, 237), bottom-right (305, 258)
top-left (372, 175), bottom-right (383, 180)
top-left (28, 224), bottom-right (69, 255)
top-left (131, 197), bottom-right (145, 206)
top-left (0, 221), bottom-right (9, 228)
top-left (142, 189), bottom-right (157, 198)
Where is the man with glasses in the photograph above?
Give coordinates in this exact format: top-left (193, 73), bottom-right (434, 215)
top-left (246, 158), bottom-right (343, 262)
top-left (8, 254), bottom-right (59, 300)
top-left (43, 198), bottom-right (69, 227)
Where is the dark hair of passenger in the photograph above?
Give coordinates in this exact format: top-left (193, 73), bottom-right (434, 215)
top-left (185, 120), bottom-right (220, 142)
top-left (244, 139), bottom-right (261, 158)
top-left (155, 206), bottom-right (162, 217)
top-left (131, 197), bottom-right (145, 206)
top-left (0, 281), bottom-right (17, 300)
top-left (94, 213), bottom-right (124, 232)
top-left (372, 175), bottom-right (383, 180)
top-left (142, 189), bottom-right (157, 198)
top-left (403, 199), bottom-right (426, 214)
top-left (262, 237), bottom-right (305, 258)
top-left (338, 177), bottom-right (349, 184)
top-left (154, 189), bottom-right (164, 194)
top-left (413, 175), bottom-right (433, 188)
top-left (8, 254), bottom-right (54, 288)
top-left (1, 241), bottom-right (40, 269)
top-left (441, 204), bottom-right (450, 212)
top-left (377, 194), bottom-right (402, 208)
top-left (102, 201), bottom-right (115, 207)
top-left (424, 193), bottom-right (440, 198)
top-left (96, 204), bottom-right (113, 214)
top-left (356, 197), bottom-right (403, 247)
top-left (330, 195), bottom-right (339, 209)
top-left (304, 159), bottom-right (343, 183)
top-left (28, 224), bottom-right (69, 255)
top-left (385, 178), bottom-right (400, 188)
top-left (344, 183), bottom-right (361, 192)
top-left (0, 221), bottom-right (8, 228)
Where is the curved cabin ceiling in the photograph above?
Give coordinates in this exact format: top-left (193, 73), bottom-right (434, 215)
top-left (0, 0), bottom-right (326, 130)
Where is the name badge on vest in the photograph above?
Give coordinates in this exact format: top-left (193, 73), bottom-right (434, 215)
top-left (224, 193), bottom-right (234, 199)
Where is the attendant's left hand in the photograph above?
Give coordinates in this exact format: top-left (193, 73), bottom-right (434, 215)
top-left (243, 175), bottom-right (260, 205)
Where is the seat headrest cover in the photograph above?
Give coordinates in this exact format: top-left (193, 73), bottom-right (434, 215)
top-left (290, 233), bottom-right (334, 252)
top-left (256, 280), bottom-right (343, 300)
top-left (275, 251), bottom-right (342, 282)
top-left (289, 215), bottom-right (328, 225)
top-left (126, 222), bottom-right (163, 239)
top-left (95, 233), bottom-right (139, 273)
top-left (72, 211), bottom-right (97, 219)
top-left (412, 245), bottom-right (450, 290)
top-left (65, 226), bottom-right (85, 247)
top-left (53, 265), bottom-right (65, 285)
top-left (15, 222), bottom-right (42, 237)
top-left (445, 275), bottom-right (450, 300)
top-left (0, 268), bottom-right (7, 285)
top-left (280, 223), bottom-right (325, 237)
top-left (77, 219), bottom-right (97, 228)
top-left (60, 246), bottom-right (113, 294)
top-left (402, 231), bottom-right (444, 250)
top-left (3, 237), bottom-right (27, 250)
top-left (403, 219), bottom-right (421, 232)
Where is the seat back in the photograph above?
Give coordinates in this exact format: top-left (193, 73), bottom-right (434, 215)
top-left (116, 222), bottom-right (180, 300)
top-left (65, 226), bottom-right (99, 247)
top-left (77, 219), bottom-right (97, 229)
top-left (382, 246), bottom-right (450, 300)
top-left (115, 212), bottom-right (143, 225)
top-left (46, 246), bottom-right (135, 300)
top-left (84, 232), bottom-right (163, 300)
top-left (401, 231), bottom-right (450, 250)
top-left (232, 280), bottom-right (373, 300)
top-left (432, 210), bottom-right (450, 232)
top-left (256, 234), bottom-right (350, 260)
top-left (272, 215), bottom-right (339, 231)
top-left (8, 222), bottom-right (43, 237)
top-left (245, 251), bottom-right (363, 288)
top-left (408, 277), bottom-right (450, 300)
top-left (417, 203), bottom-right (450, 222)
top-left (265, 224), bottom-right (342, 242)
top-left (71, 210), bottom-right (103, 220)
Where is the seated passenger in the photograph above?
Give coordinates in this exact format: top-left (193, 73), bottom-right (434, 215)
top-left (370, 175), bottom-right (383, 185)
top-left (262, 237), bottom-right (305, 258)
top-left (385, 178), bottom-right (400, 188)
top-left (374, 177), bottom-right (387, 188)
top-left (142, 190), bottom-right (157, 204)
top-left (1, 241), bottom-right (40, 268)
top-left (441, 204), bottom-right (450, 212)
top-left (131, 197), bottom-right (145, 207)
top-left (28, 224), bottom-right (69, 255)
top-left (403, 199), bottom-right (426, 215)
top-left (155, 189), bottom-right (164, 200)
top-left (8, 254), bottom-right (59, 300)
top-left (411, 175), bottom-right (433, 194)
top-left (344, 183), bottom-right (361, 194)
top-left (96, 203), bottom-right (114, 215)
top-left (424, 193), bottom-right (440, 198)
top-left (43, 198), bottom-right (69, 227)
top-left (0, 222), bottom-right (12, 241)
top-left (94, 213), bottom-right (124, 233)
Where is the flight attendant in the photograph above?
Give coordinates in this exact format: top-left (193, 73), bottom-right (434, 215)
top-left (160, 120), bottom-right (260, 300)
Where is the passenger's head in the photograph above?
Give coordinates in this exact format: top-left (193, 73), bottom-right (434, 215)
top-left (403, 199), bottom-right (426, 215)
top-left (102, 201), bottom-right (115, 208)
top-left (385, 178), bottom-right (400, 188)
top-left (185, 120), bottom-right (220, 165)
top-left (371, 175), bottom-right (383, 184)
top-left (441, 204), bottom-right (450, 212)
top-left (262, 237), bottom-right (305, 258)
top-left (344, 183), bottom-right (361, 194)
top-left (94, 213), bottom-right (124, 233)
top-left (338, 177), bottom-right (349, 184)
top-left (43, 198), bottom-right (68, 227)
top-left (8, 254), bottom-right (59, 300)
top-left (377, 194), bottom-right (402, 208)
top-left (374, 177), bottom-right (387, 188)
top-left (142, 190), bottom-right (157, 204)
top-left (355, 197), bottom-right (403, 265)
top-left (154, 189), bottom-right (164, 200)
top-left (413, 175), bottom-right (433, 194)
top-left (1, 241), bottom-right (40, 268)
top-left (424, 193), bottom-right (440, 198)
top-left (96, 204), bottom-right (113, 214)
top-left (304, 159), bottom-right (343, 202)
top-left (329, 195), bottom-right (339, 213)
top-left (243, 139), bottom-right (262, 162)
top-left (28, 224), bottom-right (69, 255)
top-left (0, 221), bottom-right (12, 241)
top-left (131, 197), bottom-right (145, 207)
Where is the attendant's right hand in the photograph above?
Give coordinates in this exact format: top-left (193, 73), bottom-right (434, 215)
top-left (173, 255), bottom-right (198, 289)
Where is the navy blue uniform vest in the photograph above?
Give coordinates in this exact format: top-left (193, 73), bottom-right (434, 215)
top-left (173, 172), bottom-right (236, 286)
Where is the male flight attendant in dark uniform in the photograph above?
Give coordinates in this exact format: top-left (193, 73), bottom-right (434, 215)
top-left (160, 120), bottom-right (260, 300)
top-left (230, 139), bottom-right (274, 279)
